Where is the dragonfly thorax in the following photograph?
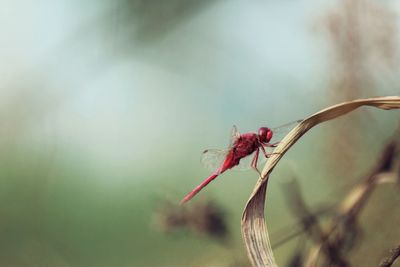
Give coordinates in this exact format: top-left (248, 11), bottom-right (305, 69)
top-left (258, 127), bottom-right (273, 143)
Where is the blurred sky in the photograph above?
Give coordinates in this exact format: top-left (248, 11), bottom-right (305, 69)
top-left (0, 0), bottom-right (332, 175)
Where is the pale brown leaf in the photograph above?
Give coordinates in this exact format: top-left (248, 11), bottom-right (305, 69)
top-left (241, 96), bottom-right (400, 267)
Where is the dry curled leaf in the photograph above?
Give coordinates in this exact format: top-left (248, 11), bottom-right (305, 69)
top-left (241, 96), bottom-right (400, 267)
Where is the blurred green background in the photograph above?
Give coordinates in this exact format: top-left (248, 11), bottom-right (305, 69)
top-left (0, 1), bottom-right (399, 266)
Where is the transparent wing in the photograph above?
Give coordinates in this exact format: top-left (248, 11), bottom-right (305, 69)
top-left (201, 149), bottom-right (230, 171)
top-left (201, 122), bottom-right (301, 173)
top-left (234, 151), bottom-right (255, 171)
top-left (233, 152), bottom-right (253, 171)
top-left (201, 126), bottom-right (240, 171)
top-left (202, 149), bottom-right (268, 172)
top-left (232, 121), bottom-right (300, 171)
top-left (229, 125), bottom-right (240, 147)
top-left (269, 119), bottom-right (302, 144)
top-left (233, 149), bottom-right (270, 172)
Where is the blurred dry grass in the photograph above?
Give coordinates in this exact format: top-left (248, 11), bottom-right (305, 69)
top-left (319, 0), bottom-right (399, 181)
top-left (241, 96), bottom-right (400, 267)
top-left (153, 198), bottom-right (229, 241)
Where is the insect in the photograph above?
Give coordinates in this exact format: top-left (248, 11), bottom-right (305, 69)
top-left (180, 121), bottom-right (301, 205)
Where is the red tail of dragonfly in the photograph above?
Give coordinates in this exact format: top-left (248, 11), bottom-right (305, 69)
top-left (181, 120), bottom-right (301, 205)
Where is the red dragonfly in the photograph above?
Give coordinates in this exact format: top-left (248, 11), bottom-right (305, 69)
top-left (181, 121), bottom-right (300, 205)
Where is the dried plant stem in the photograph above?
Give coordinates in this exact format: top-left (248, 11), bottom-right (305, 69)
top-left (303, 139), bottom-right (398, 266)
top-left (337, 142), bottom-right (397, 218)
top-left (379, 244), bottom-right (400, 267)
top-left (304, 245), bottom-right (322, 267)
top-left (282, 178), bottom-right (350, 267)
top-left (241, 96), bottom-right (400, 267)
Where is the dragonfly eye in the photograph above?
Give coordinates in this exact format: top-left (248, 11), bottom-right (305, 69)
top-left (258, 127), bottom-right (272, 142)
top-left (266, 129), bottom-right (273, 142)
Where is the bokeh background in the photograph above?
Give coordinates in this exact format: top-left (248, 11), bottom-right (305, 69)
top-left (1, 1), bottom-right (400, 266)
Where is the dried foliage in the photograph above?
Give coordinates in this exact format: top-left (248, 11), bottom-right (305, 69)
top-left (379, 244), bottom-right (400, 267)
top-left (324, 0), bottom-right (397, 101)
top-left (282, 134), bottom-right (400, 266)
top-left (321, 0), bottom-right (398, 181)
top-left (281, 178), bottom-right (351, 267)
top-left (240, 96), bottom-right (400, 267)
top-left (154, 198), bottom-right (229, 241)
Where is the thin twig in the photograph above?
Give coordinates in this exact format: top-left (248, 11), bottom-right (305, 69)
top-left (302, 137), bottom-right (399, 266)
top-left (379, 244), bottom-right (400, 267)
top-left (282, 178), bottom-right (350, 267)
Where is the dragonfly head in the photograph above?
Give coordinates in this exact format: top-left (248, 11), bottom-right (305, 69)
top-left (258, 127), bottom-right (273, 143)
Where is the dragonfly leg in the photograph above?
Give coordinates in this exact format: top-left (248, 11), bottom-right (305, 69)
top-left (260, 145), bottom-right (281, 158)
top-left (271, 141), bottom-right (280, 147)
top-left (260, 145), bottom-right (269, 158)
top-left (251, 148), bottom-right (261, 176)
top-left (263, 142), bottom-right (279, 147)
